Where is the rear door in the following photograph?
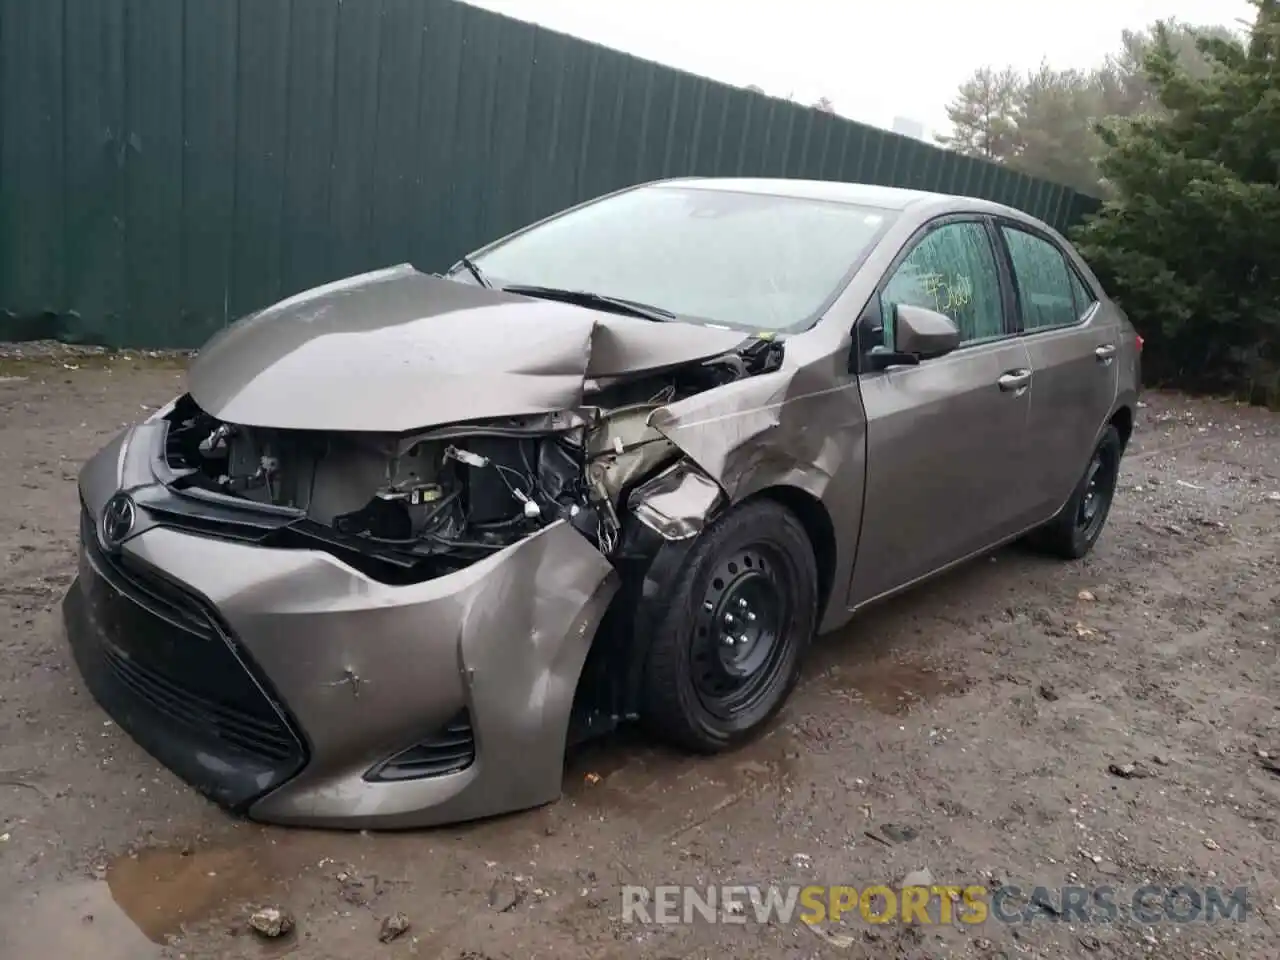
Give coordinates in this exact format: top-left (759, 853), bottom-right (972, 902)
top-left (995, 222), bottom-right (1120, 518)
top-left (850, 217), bottom-right (1040, 606)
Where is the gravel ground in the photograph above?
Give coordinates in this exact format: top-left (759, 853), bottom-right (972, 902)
top-left (0, 351), bottom-right (1277, 960)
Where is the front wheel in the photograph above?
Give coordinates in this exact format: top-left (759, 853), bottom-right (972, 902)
top-left (639, 499), bottom-right (818, 753)
top-left (1028, 425), bottom-right (1123, 560)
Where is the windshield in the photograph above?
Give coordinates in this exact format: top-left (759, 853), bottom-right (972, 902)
top-left (462, 185), bottom-right (896, 333)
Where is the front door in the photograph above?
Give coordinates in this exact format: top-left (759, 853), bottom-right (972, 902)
top-left (997, 223), bottom-right (1120, 518)
top-left (849, 218), bottom-right (1039, 607)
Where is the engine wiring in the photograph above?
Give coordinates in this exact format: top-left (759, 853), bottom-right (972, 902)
top-left (159, 329), bottom-right (785, 581)
top-left (345, 489), bottom-right (462, 546)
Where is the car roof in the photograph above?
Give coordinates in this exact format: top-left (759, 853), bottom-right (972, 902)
top-left (649, 176), bottom-right (1035, 223)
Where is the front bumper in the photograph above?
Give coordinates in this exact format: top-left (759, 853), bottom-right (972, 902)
top-left (65, 425), bottom-right (618, 828)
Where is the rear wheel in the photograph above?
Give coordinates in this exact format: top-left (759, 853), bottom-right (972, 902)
top-left (640, 500), bottom-right (818, 753)
top-left (1029, 425), bottom-right (1122, 560)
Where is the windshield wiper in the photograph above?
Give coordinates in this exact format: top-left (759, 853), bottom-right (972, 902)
top-left (502, 285), bottom-right (676, 323)
top-left (458, 255), bottom-right (492, 289)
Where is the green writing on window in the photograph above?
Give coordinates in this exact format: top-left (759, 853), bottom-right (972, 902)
top-left (919, 273), bottom-right (974, 314)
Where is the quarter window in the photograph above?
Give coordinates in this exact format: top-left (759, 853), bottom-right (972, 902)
top-left (880, 221), bottom-right (1005, 346)
top-left (1001, 227), bottom-right (1078, 331)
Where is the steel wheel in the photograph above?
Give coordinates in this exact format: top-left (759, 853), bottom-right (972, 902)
top-left (1074, 441), bottom-right (1118, 543)
top-left (639, 499), bottom-right (818, 753)
top-left (690, 545), bottom-right (790, 721)
top-left (1028, 424), bottom-right (1125, 560)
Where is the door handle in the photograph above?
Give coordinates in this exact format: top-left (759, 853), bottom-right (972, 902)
top-left (1095, 344), bottom-right (1117, 362)
top-left (997, 369), bottom-right (1032, 392)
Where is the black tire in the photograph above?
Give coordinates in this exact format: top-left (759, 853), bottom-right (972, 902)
top-left (639, 499), bottom-right (818, 753)
top-left (1029, 425), bottom-right (1123, 560)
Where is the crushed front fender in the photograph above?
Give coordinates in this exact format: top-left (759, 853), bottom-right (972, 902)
top-left (646, 363), bottom-right (868, 632)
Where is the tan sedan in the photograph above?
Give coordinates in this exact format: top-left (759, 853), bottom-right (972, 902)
top-left (65, 178), bottom-right (1141, 827)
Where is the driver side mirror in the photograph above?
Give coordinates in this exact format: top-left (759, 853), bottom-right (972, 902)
top-left (867, 303), bottom-right (961, 370)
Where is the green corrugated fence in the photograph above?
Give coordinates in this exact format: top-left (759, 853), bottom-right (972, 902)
top-left (0, 0), bottom-right (1101, 349)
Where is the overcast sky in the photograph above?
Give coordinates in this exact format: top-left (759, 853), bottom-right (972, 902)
top-left (468, 0), bottom-right (1254, 138)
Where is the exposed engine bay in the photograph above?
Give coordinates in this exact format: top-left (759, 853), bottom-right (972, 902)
top-left (159, 337), bottom-right (782, 580)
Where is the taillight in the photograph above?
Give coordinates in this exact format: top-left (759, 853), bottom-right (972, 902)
top-left (1135, 334), bottom-right (1144, 352)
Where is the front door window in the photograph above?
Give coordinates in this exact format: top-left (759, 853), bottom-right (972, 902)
top-left (880, 221), bottom-right (1006, 347)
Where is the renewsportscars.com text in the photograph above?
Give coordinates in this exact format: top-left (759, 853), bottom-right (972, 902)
top-left (621, 883), bottom-right (1250, 926)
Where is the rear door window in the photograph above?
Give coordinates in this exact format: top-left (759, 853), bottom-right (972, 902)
top-left (1068, 268), bottom-right (1098, 320)
top-left (1000, 227), bottom-right (1078, 331)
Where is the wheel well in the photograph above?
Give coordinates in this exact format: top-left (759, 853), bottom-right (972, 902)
top-left (1110, 406), bottom-right (1134, 451)
top-left (750, 485), bottom-right (837, 620)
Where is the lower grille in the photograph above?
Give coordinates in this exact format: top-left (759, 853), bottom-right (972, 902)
top-left (100, 643), bottom-right (297, 761)
top-left (367, 710), bottom-right (475, 781)
top-left (68, 505), bottom-right (306, 808)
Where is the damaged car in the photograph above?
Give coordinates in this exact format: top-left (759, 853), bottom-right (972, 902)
top-left (64, 178), bottom-right (1141, 828)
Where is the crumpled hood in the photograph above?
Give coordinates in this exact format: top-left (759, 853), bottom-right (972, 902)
top-left (187, 264), bottom-right (748, 432)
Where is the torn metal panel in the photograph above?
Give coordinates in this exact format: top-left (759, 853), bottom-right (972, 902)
top-left (187, 265), bottom-right (746, 433)
top-left (647, 360), bottom-right (869, 631)
top-left (627, 460), bottom-right (725, 540)
top-left (585, 402), bottom-right (679, 508)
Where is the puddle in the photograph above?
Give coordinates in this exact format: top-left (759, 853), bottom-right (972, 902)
top-left (1, 880), bottom-right (164, 960)
top-left (106, 844), bottom-right (281, 942)
top-left (821, 657), bottom-right (964, 714)
top-left (0, 841), bottom-right (293, 959)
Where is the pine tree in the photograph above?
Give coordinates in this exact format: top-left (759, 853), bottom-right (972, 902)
top-left (1072, 0), bottom-right (1280, 400)
top-left (935, 67), bottom-right (1021, 161)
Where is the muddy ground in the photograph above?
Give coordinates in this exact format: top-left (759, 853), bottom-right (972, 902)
top-left (0, 347), bottom-right (1277, 960)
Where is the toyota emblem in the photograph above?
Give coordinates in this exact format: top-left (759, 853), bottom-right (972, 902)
top-left (100, 492), bottom-right (136, 551)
